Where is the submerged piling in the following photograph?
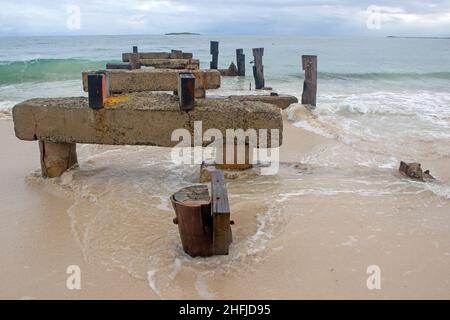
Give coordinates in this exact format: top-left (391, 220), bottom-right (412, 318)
top-left (301, 55), bottom-right (317, 107)
top-left (252, 48), bottom-right (265, 89)
top-left (210, 41), bottom-right (219, 69)
top-left (236, 49), bottom-right (245, 76)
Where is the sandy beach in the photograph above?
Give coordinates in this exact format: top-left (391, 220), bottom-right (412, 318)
top-left (1, 105), bottom-right (449, 299)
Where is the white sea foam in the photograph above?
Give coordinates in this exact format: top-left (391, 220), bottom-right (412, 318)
top-left (147, 270), bottom-right (162, 299)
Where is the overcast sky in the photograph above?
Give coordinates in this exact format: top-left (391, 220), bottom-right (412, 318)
top-left (0, 0), bottom-right (449, 36)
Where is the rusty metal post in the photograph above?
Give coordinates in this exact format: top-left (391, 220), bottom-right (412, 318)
top-left (87, 74), bottom-right (107, 109)
top-left (178, 72), bottom-right (196, 111)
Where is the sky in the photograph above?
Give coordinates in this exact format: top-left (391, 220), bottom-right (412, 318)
top-left (0, 0), bottom-right (449, 36)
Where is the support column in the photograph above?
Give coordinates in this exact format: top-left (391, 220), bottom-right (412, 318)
top-left (301, 55), bottom-right (317, 107)
top-left (210, 41), bottom-right (219, 69)
top-left (39, 141), bottom-right (78, 178)
top-left (236, 49), bottom-right (245, 76)
top-left (215, 143), bottom-right (253, 171)
top-left (252, 48), bottom-right (265, 89)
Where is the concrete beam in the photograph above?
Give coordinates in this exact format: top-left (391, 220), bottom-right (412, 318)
top-left (122, 52), bottom-right (193, 62)
top-left (138, 59), bottom-right (199, 69)
top-left (82, 69), bottom-right (221, 95)
top-left (13, 93), bottom-right (283, 148)
top-left (228, 95), bottom-right (298, 109)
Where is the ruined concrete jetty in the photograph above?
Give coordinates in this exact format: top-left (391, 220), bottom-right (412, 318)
top-left (13, 92), bottom-right (283, 178)
top-left (82, 69), bottom-right (221, 98)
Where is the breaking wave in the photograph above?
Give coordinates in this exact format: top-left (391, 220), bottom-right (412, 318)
top-left (318, 71), bottom-right (450, 81)
top-left (0, 58), bottom-right (115, 85)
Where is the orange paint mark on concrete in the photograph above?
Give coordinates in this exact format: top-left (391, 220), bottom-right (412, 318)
top-left (104, 95), bottom-right (129, 107)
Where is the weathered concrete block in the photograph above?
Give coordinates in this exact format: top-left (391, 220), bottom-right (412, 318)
top-left (82, 69), bottom-right (221, 95)
top-left (219, 62), bottom-right (238, 77)
top-left (229, 95), bottom-right (298, 110)
top-left (13, 93), bottom-right (283, 148)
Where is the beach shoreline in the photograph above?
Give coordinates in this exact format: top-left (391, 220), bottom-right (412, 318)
top-left (1, 112), bottom-right (449, 299)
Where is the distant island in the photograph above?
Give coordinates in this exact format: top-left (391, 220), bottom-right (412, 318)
top-left (387, 36), bottom-right (450, 39)
top-left (165, 32), bottom-right (200, 36)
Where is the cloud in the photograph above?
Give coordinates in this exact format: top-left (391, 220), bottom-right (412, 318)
top-left (0, 0), bottom-right (449, 36)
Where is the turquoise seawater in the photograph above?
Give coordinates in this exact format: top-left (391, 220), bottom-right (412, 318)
top-left (1, 35), bottom-right (449, 165)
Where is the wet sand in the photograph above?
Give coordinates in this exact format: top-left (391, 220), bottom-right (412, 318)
top-left (1, 107), bottom-right (449, 299)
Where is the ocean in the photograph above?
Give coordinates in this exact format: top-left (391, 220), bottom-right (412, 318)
top-left (2, 35), bottom-right (450, 298)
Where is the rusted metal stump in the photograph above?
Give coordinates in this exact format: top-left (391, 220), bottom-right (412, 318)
top-left (87, 73), bottom-right (108, 109)
top-left (301, 55), bottom-right (317, 107)
top-left (171, 170), bottom-right (233, 257)
top-left (178, 72), bottom-right (196, 110)
top-left (252, 48), bottom-right (265, 89)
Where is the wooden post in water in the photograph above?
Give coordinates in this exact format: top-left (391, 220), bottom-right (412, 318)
top-left (211, 170), bottom-right (232, 255)
top-left (252, 48), bottom-right (265, 89)
top-left (178, 72), bottom-right (196, 111)
top-left (170, 170), bottom-right (233, 257)
top-left (301, 55), bottom-right (317, 107)
top-left (210, 41), bottom-right (219, 69)
top-left (171, 185), bottom-right (214, 257)
top-left (236, 49), bottom-right (245, 76)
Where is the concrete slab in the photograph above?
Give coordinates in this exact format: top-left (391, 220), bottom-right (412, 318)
top-left (122, 52), bottom-right (193, 62)
top-left (228, 95), bottom-right (298, 109)
top-left (139, 59), bottom-right (200, 69)
top-left (82, 69), bottom-right (221, 94)
top-left (13, 92), bottom-right (283, 148)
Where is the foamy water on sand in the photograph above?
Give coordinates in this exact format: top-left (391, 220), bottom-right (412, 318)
top-left (25, 112), bottom-right (450, 298)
